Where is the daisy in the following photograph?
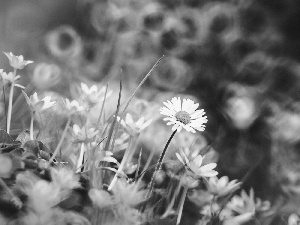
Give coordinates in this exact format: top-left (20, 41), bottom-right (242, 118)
top-left (160, 97), bottom-right (208, 133)
top-left (3, 52), bottom-right (33, 70)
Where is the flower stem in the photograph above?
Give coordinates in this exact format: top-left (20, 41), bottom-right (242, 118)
top-left (76, 142), bottom-right (85, 173)
top-left (48, 116), bottom-right (71, 166)
top-left (7, 68), bottom-right (16, 134)
top-left (177, 186), bottom-right (188, 225)
top-left (3, 87), bottom-right (7, 132)
top-left (30, 111), bottom-right (34, 140)
top-left (145, 129), bottom-right (177, 199)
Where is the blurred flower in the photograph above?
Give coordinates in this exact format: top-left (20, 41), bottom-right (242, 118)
top-left (160, 97), bottom-right (208, 133)
top-left (123, 162), bottom-right (137, 175)
top-left (45, 26), bottom-right (82, 60)
top-left (150, 57), bottom-right (192, 92)
top-left (176, 151), bottom-right (218, 178)
top-left (64, 99), bottom-right (85, 114)
top-left (88, 188), bottom-right (112, 208)
top-left (23, 91), bottom-right (56, 113)
top-left (0, 70), bottom-right (24, 89)
top-left (227, 190), bottom-right (254, 214)
top-left (50, 167), bottom-right (80, 190)
top-left (207, 176), bottom-right (241, 197)
top-left (72, 124), bottom-right (99, 143)
top-left (32, 63), bottom-right (61, 90)
top-left (80, 82), bottom-right (112, 106)
top-left (288, 213), bottom-right (300, 225)
top-left (94, 148), bottom-right (119, 166)
top-left (3, 52), bottom-right (33, 70)
top-left (112, 179), bottom-right (146, 207)
top-left (181, 174), bottom-right (199, 189)
top-left (118, 113), bottom-right (152, 136)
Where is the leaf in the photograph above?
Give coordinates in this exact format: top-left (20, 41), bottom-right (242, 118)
top-left (16, 130), bottom-right (31, 145)
top-left (0, 129), bottom-right (13, 143)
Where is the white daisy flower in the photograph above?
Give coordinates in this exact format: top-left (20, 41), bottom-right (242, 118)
top-left (3, 52), bottom-right (33, 70)
top-left (160, 97), bottom-right (208, 133)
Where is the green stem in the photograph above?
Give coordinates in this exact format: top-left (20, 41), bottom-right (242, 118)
top-left (7, 68), bottom-right (16, 134)
top-left (145, 129), bottom-right (177, 199)
top-left (30, 111), bottom-right (34, 140)
top-left (177, 186), bottom-right (188, 225)
top-left (76, 142), bottom-right (85, 173)
top-left (3, 87), bottom-right (7, 131)
top-left (48, 116), bottom-right (71, 166)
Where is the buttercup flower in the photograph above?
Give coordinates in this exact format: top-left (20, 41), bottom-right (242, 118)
top-left (118, 113), bottom-right (152, 135)
top-left (80, 82), bottom-right (112, 106)
top-left (23, 91), bottom-right (56, 113)
top-left (64, 98), bottom-right (85, 114)
top-left (160, 97), bottom-right (208, 133)
top-left (207, 176), bottom-right (241, 197)
top-left (0, 71), bottom-right (24, 89)
top-left (4, 52), bottom-right (33, 70)
top-left (176, 151), bottom-right (218, 178)
top-left (72, 124), bottom-right (99, 142)
top-left (227, 189), bottom-right (256, 215)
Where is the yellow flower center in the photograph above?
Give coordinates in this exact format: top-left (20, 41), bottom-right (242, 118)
top-left (175, 111), bottom-right (191, 125)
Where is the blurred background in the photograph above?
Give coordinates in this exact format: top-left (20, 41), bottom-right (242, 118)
top-left (1, 0), bottom-right (300, 217)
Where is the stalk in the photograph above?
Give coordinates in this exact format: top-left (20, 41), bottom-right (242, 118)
top-left (176, 186), bottom-right (188, 225)
top-left (30, 111), bottom-right (34, 140)
top-left (7, 68), bottom-right (16, 134)
top-left (76, 142), bottom-right (85, 173)
top-left (145, 129), bottom-right (177, 199)
top-left (48, 116), bottom-right (71, 165)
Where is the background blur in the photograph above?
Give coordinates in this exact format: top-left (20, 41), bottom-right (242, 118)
top-left (1, 0), bottom-right (300, 215)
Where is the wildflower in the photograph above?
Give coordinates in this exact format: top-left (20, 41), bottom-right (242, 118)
top-left (50, 167), bottom-right (80, 190)
top-left (176, 152), bottom-right (218, 178)
top-left (288, 213), bottom-right (300, 225)
top-left (0, 71), bottom-right (24, 89)
top-left (207, 176), bottom-right (241, 197)
top-left (227, 189), bottom-right (256, 215)
top-left (88, 188), bottom-right (112, 208)
top-left (32, 63), bottom-right (61, 90)
top-left (80, 82), bottom-right (112, 106)
top-left (23, 91), bottom-right (56, 113)
top-left (160, 97), bottom-right (207, 133)
top-left (64, 98), bottom-right (85, 114)
top-left (4, 52), bottom-right (33, 70)
top-left (72, 124), bottom-right (99, 143)
top-left (118, 113), bottom-right (152, 135)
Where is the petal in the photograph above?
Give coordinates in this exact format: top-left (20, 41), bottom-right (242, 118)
top-left (193, 155), bottom-right (203, 168)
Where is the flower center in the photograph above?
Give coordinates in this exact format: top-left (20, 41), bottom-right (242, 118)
top-left (175, 111), bottom-right (191, 125)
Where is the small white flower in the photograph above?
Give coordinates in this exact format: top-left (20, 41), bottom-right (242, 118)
top-left (227, 189), bottom-right (256, 215)
top-left (118, 113), bottom-right (152, 135)
top-left (176, 151), bottom-right (218, 178)
top-left (288, 213), bottom-right (300, 225)
top-left (160, 97), bottom-right (208, 133)
top-left (80, 82), bottom-right (112, 106)
top-left (3, 52), bottom-right (33, 70)
top-left (50, 167), bottom-right (80, 190)
top-left (0, 71), bottom-right (24, 89)
top-left (72, 124), bottom-right (99, 142)
top-left (207, 176), bottom-right (241, 197)
top-left (22, 91), bottom-right (56, 113)
top-left (64, 98), bottom-right (85, 114)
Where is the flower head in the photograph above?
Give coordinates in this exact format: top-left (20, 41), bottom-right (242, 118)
top-left (160, 97), bottom-right (208, 133)
top-left (80, 82), bottom-right (112, 106)
top-left (207, 176), bottom-right (241, 197)
top-left (22, 91), bottom-right (56, 113)
top-left (0, 71), bottom-right (24, 89)
top-left (288, 214), bottom-right (300, 225)
top-left (72, 124), bottom-right (99, 142)
top-left (176, 151), bottom-right (218, 178)
top-left (118, 113), bottom-right (152, 135)
top-left (4, 52), bottom-right (33, 70)
top-left (64, 98), bottom-right (85, 114)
